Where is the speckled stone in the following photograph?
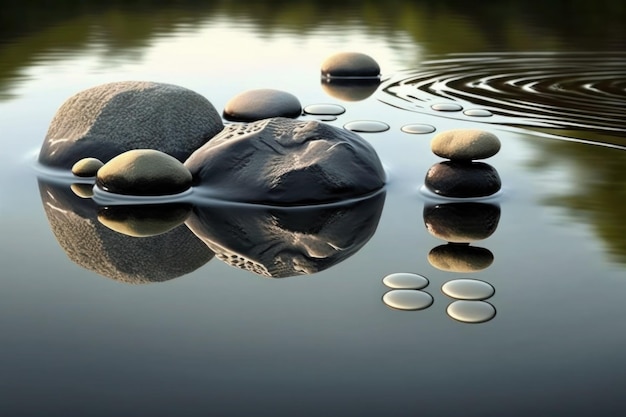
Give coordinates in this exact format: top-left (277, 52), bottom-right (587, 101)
top-left (97, 149), bottom-right (192, 196)
top-left (431, 129), bottom-right (501, 160)
top-left (223, 89), bottom-right (302, 122)
top-left (39, 81), bottom-right (223, 168)
top-left (71, 158), bottom-right (103, 177)
top-left (184, 117), bottom-right (386, 205)
top-left (425, 161), bottom-right (501, 198)
top-left (321, 52), bottom-right (381, 79)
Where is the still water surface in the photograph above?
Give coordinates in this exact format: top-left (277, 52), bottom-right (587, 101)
top-left (1, 2), bottom-right (625, 416)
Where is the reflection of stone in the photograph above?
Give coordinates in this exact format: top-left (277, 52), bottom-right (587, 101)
top-left (39, 81), bottom-right (223, 168)
top-left (38, 179), bottom-right (213, 284)
top-left (423, 202), bottom-right (500, 243)
top-left (223, 89), bottom-right (302, 122)
top-left (425, 161), bottom-right (501, 198)
top-left (96, 149), bottom-right (192, 196)
top-left (185, 191), bottom-right (385, 278)
top-left (321, 78), bottom-right (380, 101)
top-left (184, 117), bottom-right (386, 205)
top-left (428, 243), bottom-right (494, 272)
top-left (97, 204), bottom-right (191, 237)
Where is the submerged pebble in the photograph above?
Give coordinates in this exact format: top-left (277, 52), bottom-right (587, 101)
top-left (441, 279), bottom-right (495, 300)
top-left (303, 103), bottom-right (346, 116)
top-left (344, 120), bottom-right (390, 133)
top-left (401, 124), bottom-right (436, 134)
top-left (72, 157), bottom-right (103, 177)
top-left (431, 103), bottom-right (463, 112)
top-left (97, 149), bottom-right (192, 196)
top-left (223, 89), bottom-right (302, 122)
top-left (446, 300), bottom-right (496, 323)
top-left (383, 290), bottom-right (433, 311)
top-left (383, 272), bottom-right (429, 290)
top-left (431, 129), bottom-right (501, 160)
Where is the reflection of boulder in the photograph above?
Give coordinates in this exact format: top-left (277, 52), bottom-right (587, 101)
top-left (428, 243), bottom-right (494, 273)
top-left (38, 179), bottom-right (214, 284)
top-left (97, 204), bottom-right (192, 237)
top-left (39, 81), bottom-right (224, 168)
top-left (184, 117), bottom-right (385, 205)
top-left (185, 191), bottom-right (385, 278)
top-left (423, 202), bottom-right (500, 243)
top-left (321, 78), bottom-right (380, 102)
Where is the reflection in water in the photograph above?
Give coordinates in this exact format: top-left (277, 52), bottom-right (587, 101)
top-left (424, 202), bottom-right (500, 243)
top-left (428, 244), bottom-right (494, 273)
top-left (97, 204), bottom-right (191, 237)
top-left (321, 78), bottom-right (380, 102)
top-left (38, 179), bottom-right (214, 284)
top-left (185, 191), bottom-right (385, 278)
top-left (380, 52), bottom-right (626, 148)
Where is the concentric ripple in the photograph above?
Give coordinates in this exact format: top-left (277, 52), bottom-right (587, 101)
top-left (379, 52), bottom-right (626, 148)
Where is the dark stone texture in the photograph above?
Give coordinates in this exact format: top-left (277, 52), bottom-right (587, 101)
top-left (428, 243), bottom-right (494, 272)
top-left (223, 89), bottom-right (302, 122)
top-left (423, 202), bottom-right (500, 243)
top-left (184, 117), bottom-right (386, 205)
top-left (425, 161), bottom-right (501, 198)
top-left (185, 191), bottom-right (385, 278)
top-left (39, 81), bottom-right (223, 168)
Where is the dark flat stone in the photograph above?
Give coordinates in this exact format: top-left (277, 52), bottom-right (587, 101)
top-left (425, 161), bottom-right (501, 198)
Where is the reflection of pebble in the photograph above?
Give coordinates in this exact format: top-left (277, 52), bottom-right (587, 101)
top-left (447, 300), bottom-right (496, 323)
top-left (441, 279), bottom-right (495, 300)
top-left (383, 290), bottom-right (433, 311)
top-left (383, 272), bottom-right (429, 289)
top-left (70, 183), bottom-right (94, 198)
top-left (428, 244), bottom-right (494, 272)
top-left (423, 202), bottom-right (500, 243)
top-left (431, 129), bottom-right (501, 161)
top-left (72, 157), bottom-right (103, 177)
top-left (223, 89), bottom-right (302, 122)
top-left (344, 120), bottom-right (390, 133)
top-left (425, 161), bottom-right (501, 198)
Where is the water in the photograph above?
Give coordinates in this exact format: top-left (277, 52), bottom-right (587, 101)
top-left (1, 1), bottom-right (626, 416)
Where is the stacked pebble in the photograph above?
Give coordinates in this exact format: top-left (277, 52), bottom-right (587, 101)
top-left (425, 129), bottom-right (501, 198)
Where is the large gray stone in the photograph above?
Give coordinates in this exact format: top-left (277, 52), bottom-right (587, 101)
top-left (184, 117), bottom-right (386, 205)
top-left (96, 149), bottom-right (192, 196)
top-left (37, 179), bottom-right (214, 284)
top-left (185, 191), bottom-right (385, 278)
top-left (321, 52), bottom-right (381, 79)
top-left (39, 81), bottom-right (224, 168)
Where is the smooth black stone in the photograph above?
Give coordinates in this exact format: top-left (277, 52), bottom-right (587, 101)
top-left (423, 202), bottom-right (501, 242)
top-left (425, 161), bottom-right (501, 198)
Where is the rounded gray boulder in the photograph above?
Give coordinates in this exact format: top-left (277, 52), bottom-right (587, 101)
top-left (321, 52), bottom-right (381, 79)
top-left (184, 117), bottom-right (386, 205)
top-left (96, 149), bottom-right (192, 196)
top-left (39, 81), bottom-right (224, 168)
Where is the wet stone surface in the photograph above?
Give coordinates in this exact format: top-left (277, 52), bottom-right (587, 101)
top-left (223, 88), bottom-right (302, 122)
top-left (425, 161), bottom-right (502, 198)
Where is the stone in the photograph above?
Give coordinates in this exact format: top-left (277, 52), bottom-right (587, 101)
top-left (425, 161), bottom-right (501, 198)
top-left (37, 179), bottom-right (214, 284)
top-left (96, 149), bottom-right (192, 196)
top-left (321, 52), bottom-right (380, 78)
top-left (223, 89), bottom-right (302, 122)
top-left (39, 81), bottom-right (223, 168)
top-left (428, 244), bottom-right (494, 272)
top-left (431, 129), bottom-right (501, 160)
top-left (184, 117), bottom-right (386, 205)
top-left (72, 158), bottom-right (103, 177)
top-left (185, 191), bottom-right (385, 278)
top-left (423, 202), bottom-right (500, 242)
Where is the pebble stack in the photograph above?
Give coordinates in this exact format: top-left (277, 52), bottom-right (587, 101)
top-left (426, 129), bottom-right (501, 198)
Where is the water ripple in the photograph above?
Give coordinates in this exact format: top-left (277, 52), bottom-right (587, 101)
top-left (378, 52), bottom-right (626, 149)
